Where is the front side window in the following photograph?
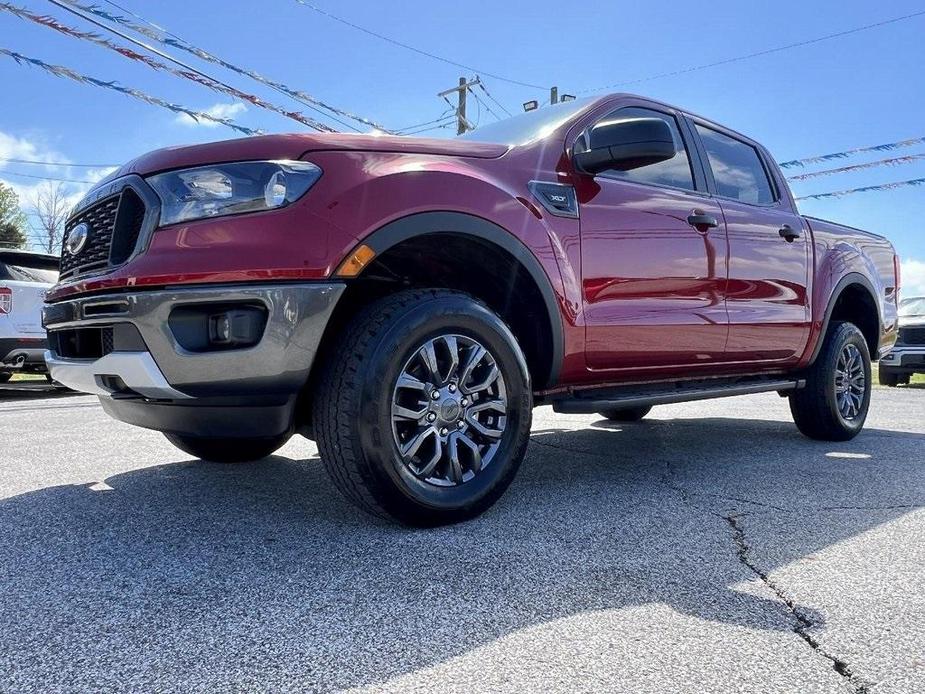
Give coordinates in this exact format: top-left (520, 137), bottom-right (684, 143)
top-left (583, 107), bottom-right (696, 191)
top-left (695, 124), bottom-right (775, 204)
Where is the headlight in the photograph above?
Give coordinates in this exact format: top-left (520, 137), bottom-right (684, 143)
top-left (146, 160), bottom-right (322, 227)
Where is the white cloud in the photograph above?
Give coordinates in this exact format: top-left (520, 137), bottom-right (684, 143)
top-left (175, 102), bottom-right (247, 128)
top-left (901, 259), bottom-right (925, 298)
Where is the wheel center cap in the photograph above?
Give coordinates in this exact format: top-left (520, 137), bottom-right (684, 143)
top-left (440, 398), bottom-right (461, 421)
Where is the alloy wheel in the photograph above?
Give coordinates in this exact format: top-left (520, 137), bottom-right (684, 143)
top-left (834, 343), bottom-right (866, 421)
top-left (391, 334), bottom-right (508, 487)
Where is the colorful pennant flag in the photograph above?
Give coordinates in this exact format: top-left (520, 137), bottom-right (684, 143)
top-left (786, 153), bottom-right (925, 181)
top-left (1, 2), bottom-right (336, 132)
top-left (779, 136), bottom-right (925, 169)
top-left (795, 177), bottom-right (925, 201)
top-left (58, 0), bottom-right (391, 132)
top-left (0, 48), bottom-right (261, 136)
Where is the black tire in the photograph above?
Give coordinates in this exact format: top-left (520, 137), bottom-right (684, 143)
top-left (0, 373), bottom-right (11, 383)
top-left (598, 405), bottom-right (652, 422)
top-left (164, 433), bottom-right (288, 462)
top-left (789, 321), bottom-right (871, 441)
top-left (878, 368), bottom-right (900, 387)
top-left (899, 373), bottom-right (912, 385)
top-left (312, 289), bottom-right (532, 527)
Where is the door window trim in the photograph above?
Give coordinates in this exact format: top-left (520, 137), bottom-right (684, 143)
top-left (572, 103), bottom-right (710, 196)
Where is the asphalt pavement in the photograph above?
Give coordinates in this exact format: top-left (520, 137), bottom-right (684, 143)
top-left (1, 387), bottom-right (923, 693)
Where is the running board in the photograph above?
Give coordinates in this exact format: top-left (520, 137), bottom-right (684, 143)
top-left (551, 377), bottom-right (805, 414)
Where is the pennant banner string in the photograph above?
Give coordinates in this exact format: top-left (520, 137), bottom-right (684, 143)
top-left (3, 2), bottom-right (336, 133)
top-left (786, 153), bottom-right (925, 181)
top-left (779, 136), bottom-right (925, 169)
top-left (0, 48), bottom-right (262, 136)
top-left (795, 177), bottom-right (925, 201)
top-left (58, 0), bottom-right (391, 133)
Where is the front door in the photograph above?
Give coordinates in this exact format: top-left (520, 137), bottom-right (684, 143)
top-left (576, 106), bottom-right (729, 372)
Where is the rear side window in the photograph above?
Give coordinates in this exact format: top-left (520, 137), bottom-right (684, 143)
top-left (0, 262), bottom-right (59, 283)
top-left (695, 124), bottom-right (775, 204)
top-left (588, 107), bottom-right (696, 191)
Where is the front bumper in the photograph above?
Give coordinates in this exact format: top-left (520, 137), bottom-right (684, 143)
top-left (879, 346), bottom-right (925, 370)
top-left (44, 282), bottom-right (344, 437)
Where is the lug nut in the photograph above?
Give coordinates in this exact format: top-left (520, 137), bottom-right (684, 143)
top-left (448, 383), bottom-right (457, 393)
top-left (457, 420), bottom-right (465, 429)
top-left (460, 398), bottom-right (469, 407)
top-left (427, 412), bottom-right (437, 422)
top-left (431, 390), bottom-right (440, 400)
top-left (440, 427), bottom-right (448, 436)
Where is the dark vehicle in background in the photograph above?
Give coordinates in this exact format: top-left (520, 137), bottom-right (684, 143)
top-left (879, 296), bottom-right (925, 386)
top-left (0, 249), bottom-right (59, 381)
top-left (43, 94), bottom-right (899, 525)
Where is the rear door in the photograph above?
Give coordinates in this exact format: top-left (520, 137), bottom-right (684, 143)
top-left (575, 105), bottom-right (730, 371)
top-left (688, 120), bottom-right (811, 365)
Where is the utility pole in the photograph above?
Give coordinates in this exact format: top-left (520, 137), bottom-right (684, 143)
top-left (437, 76), bottom-right (480, 135)
top-left (550, 86), bottom-right (558, 105)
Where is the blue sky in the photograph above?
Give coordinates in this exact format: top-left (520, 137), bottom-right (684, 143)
top-left (1, 0), bottom-right (924, 290)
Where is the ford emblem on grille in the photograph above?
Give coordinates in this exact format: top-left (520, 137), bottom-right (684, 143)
top-left (66, 222), bottom-right (90, 256)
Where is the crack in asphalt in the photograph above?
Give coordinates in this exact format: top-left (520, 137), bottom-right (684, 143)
top-left (723, 513), bottom-right (874, 694)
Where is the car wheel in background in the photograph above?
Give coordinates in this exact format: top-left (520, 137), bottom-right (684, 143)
top-left (164, 433), bottom-right (289, 462)
top-left (313, 289), bottom-right (532, 527)
top-left (878, 368), bottom-right (900, 387)
top-left (790, 321), bottom-right (871, 441)
top-left (0, 373), bottom-right (11, 383)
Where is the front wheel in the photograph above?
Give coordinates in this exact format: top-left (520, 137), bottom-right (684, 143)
top-left (790, 321), bottom-right (871, 441)
top-left (164, 433), bottom-right (289, 462)
top-left (313, 289), bottom-right (532, 526)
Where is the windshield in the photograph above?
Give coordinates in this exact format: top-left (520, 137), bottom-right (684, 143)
top-left (0, 262), bottom-right (59, 284)
top-left (458, 97), bottom-right (598, 145)
top-left (899, 297), bottom-right (925, 317)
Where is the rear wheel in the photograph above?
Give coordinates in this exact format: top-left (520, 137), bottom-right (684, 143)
top-left (598, 405), bottom-right (652, 422)
top-left (313, 289), bottom-right (532, 526)
top-left (164, 433), bottom-right (288, 462)
top-left (790, 321), bottom-right (871, 441)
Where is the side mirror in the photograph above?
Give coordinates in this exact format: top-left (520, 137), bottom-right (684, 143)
top-left (573, 117), bottom-right (677, 175)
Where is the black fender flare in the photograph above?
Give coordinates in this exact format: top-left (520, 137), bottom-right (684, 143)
top-left (355, 211), bottom-right (564, 388)
top-left (808, 271), bottom-right (882, 364)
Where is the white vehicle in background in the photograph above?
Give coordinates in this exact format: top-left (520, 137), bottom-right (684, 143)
top-left (879, 296), bottom-right (925, 386)
top-left (0, 249), bottom-right (60, 382)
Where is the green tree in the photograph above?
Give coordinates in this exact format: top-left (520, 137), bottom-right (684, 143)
top-left (0, 182), bottom-right (28, 249)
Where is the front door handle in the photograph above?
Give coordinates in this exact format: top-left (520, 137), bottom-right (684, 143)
top-left (687, 213), bottom-right (718, 232)
top-left (779, 224), bottom-right (801, 242)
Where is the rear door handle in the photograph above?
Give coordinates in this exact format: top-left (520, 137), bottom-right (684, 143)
top-left (687, 213), bottom-right (718, 231)
top-left (779, 224), bottom-right (801, 242)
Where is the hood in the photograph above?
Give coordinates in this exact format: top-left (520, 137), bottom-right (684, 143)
top-left (108, 132), bottom-right (510, 179)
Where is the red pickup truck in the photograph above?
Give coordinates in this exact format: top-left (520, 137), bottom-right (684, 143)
top-left (44, 94), bottom-right (899, 525)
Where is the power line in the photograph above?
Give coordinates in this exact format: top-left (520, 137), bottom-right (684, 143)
top-left (291, 0), bottom-right (549, 90)
top-left (787, 153), bottom-right (925, 182)
top-left (476, 80), bottom-right (513, 117)
top-left (63, 0), bottom-right (386, 132)
top-left (468, 87), bottom-right (502, 123)
top-left (578, 9), bottom-right (925, 93)
top-left (0, 169), bottom-right (98, 184)
top-left (0, 157), bottom-right (116, 167)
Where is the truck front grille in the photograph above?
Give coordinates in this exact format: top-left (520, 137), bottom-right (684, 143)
top-left (59, 184), bottom-right (150, 281)
top-left (898, 326), bottom-right (925, 346)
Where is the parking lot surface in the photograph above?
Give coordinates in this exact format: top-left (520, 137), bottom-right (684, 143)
top-left (1, 388), bottom-right (923, 693)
